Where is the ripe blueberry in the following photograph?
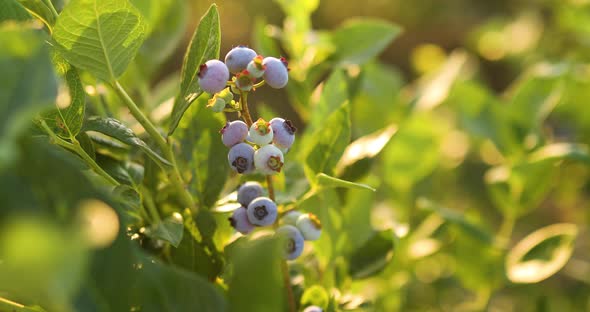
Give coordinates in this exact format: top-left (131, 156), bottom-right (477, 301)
top-left (269, 117), bottom-right (296, 150)
top-left (249, 118), bottom-right (274, 146)
top-left (228, 207), bottom-right (254, 234)
top-left (246, 197), bottom-right (278, 226)
top-left (254, 144), bottom-right (284, 175)
top-left (225, 46), bottom-right (257, 74)
top-left (246, 55), bottom-right (266, 78)
top-left (198, 60), bottom-right (229, 94)
top-left (262, 57), bottom-right (289, 89)
top-left (228, 143), bottom-right (255, 174)
top-left (296, 213), bottom-right (322, 241)
top-left (220, 120), bottom-right (249, 147)
top-left (276, 225), bottom-right (305, 260)
top-left (237, 181), bottom-right (264, 207)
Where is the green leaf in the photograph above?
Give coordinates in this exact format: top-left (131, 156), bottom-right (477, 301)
top-left (332, 18), bottom-right (401, 66)
top-left (0, 0), bottom-right (31, 22)
top-left (226, 237), bottom-right (284, 312)
top-left (348, 229), bottom-right (395, 279)
top-left (304, 101), bottom-right (351, 179)
top-left (41, 66), bottom-right (86, 138)
top-left (417, 198), bottom-right (493, 244)
top-left (51, 0), bottom-right (147, 82)
top-left (316, 173), bottom-right (376, 192)
top-left (17, 0), bottom-right (57, 30)
top-left (83, 116), bottom-right (171, 167)
top-left (0, 26), bottom-right (57, 167)
top-left (168, 4), bottom-right (220, 135)
top-left (176, 94), bottom-right (228, 209)
top-left (527, 143), bottom-right (590, 164)
top-left (506, 223), bottom-right (578, 283)
top-left (300, 285), bottom-right (330, 310)
top-left (305, 70), bottom-right (349, 138)
top-left (148, 213), bottom-right (184, 247)
top-left (336, 124), bottom-right (398, 172)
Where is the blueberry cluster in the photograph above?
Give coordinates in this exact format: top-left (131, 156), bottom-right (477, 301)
top-left (199, 46), bottom-right (321, 261)
top-left (228, 182), bottom-right (322, 260)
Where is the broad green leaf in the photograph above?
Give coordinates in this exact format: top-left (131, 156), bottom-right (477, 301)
top-left (168, 4), bottom-right (220, 135)
top-left (417, 198), bottom-right (493, 244)
top-left (0, 0), bottom-right (31, 22)
top-left (506, 223), bottom-right (577, 283)
top-left (348, 229), bottom-right (395, 279)
top-left (304, 101), bottom-right (351, 179)
top-left (148, 212), bottom-right (184, 247)
top-left (41, 65), bottom-right (86, 138)
top-left (382, 113), bottom-right (445, 190)
top-left (332, 18), bottom-right (401, 66)
top-left (83, 116), bottom-right (171, 167)
top-left (17, 0), bottom-right (57, 30)
top-left (336, 124), bottom-right (398, 173)
top-left (226, 237), bottom-right (284, 312)
top-left (0, 26), bottom-right (57, 167)
top-left (52, 0), bottom-right (147, 82)
top-left (305, 70), bottom-right (349, 138)
top-left (316, 173), bottom-right (376, 192)
top-left (176, 94), bottom-right (227, 209)
top-left (171, 228), bottom-right (220, 280)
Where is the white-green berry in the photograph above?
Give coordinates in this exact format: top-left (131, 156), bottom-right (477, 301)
top-left (296, 213), bottom-right (322, 241)
top-left (249, 118), bottom-right (274, 146)
top-left (282, 210), bottom-right (303, 226)
top-left (254, 144), bottom-right (284, 175)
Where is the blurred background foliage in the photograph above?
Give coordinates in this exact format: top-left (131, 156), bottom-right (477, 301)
top-left (2, 0), bottom-right (590, 311)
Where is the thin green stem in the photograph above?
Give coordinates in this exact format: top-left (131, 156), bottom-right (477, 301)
top-left (40, 121), bottom-right (120, 186)
top-left (143, 188), bottom-right (162, 223)
top-left (496, 214), bottom-right (516, 248)
top-left (239, 91), bottom-right (253, 126)
top-left (112, 81), bottom-right (195, 211)
top-left (0, 296), bottom-right (44, 312)
top-left (253, 80), bottom-right (266, 89)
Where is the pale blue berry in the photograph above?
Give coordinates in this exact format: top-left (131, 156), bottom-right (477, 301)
top-left (303, 306), bottom-right (323, 312)
top-left (220, 120), bottom-right (248, 147)
top-left (249, 118), bottom-right (274, 146)
top-left (237, 181), bottom-right (264, 207)
top-left (269, 118), bottom-right (296, 150)
top-left (246, 55), bottom-right (265, 78)
top-left (225, 46), bottom-right (257, 74)
top-left (281, 210), bottom-right (303, 226)
top-left (296, 213), bottom-right (322, 241)
top-left (276, 225), bottom-right (305, 260)
top-left (228, 143), bottom-right (255, 174)
top-left (254, 144), bottom-right (284, 175)
top-left (198, 60), bottom-right (229, 94)
top-left (246, 197), bottom-right (277, 226)
top-left (262, 57), bottom-right (289, 89)
top-left (229, 207), bottom-right (254, 234)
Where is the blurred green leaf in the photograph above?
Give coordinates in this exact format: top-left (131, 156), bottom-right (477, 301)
top-left (348, 229), bottom-right (395, 279)
top-left (527, 143), bottom-right (590, 164)
top-left (226, 237), bottom-right (284, 312)
top-left (304, 101), bottom-right (351, 180)
top-left (17, 0), bottom-right (56, 30)
top-left (148, 213), bottom-right (184, 247)
top-left (52, 0), bottom-right (147, 82)
top-left (332, 18), bottom-right (401, 66)
top-left (168, 4), bottom-right (220, 135)
top-left (300, 285), bottom-right (330, 310)
top-left (0, 0), bottom-right (31, 22)
top-left (83, 116), bottom-right (171, 167)
top-left (316, 173), bottom-right (376, 192)
top-left (0, 26), bottom-right (57, 167)
top-left (506, 223), bottom-right (578, 283)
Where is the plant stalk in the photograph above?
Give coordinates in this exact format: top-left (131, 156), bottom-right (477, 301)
top-left (239, 91), bottom-right (296, 312)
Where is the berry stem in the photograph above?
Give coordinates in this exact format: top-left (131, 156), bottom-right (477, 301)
top-left (239, 90), bottom-right (254, 126)
top-left (112, 81), bottom-right (195, 212)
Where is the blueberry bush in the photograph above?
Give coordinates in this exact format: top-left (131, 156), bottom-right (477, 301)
top-left (1, 0), bottom-right (590, 311)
